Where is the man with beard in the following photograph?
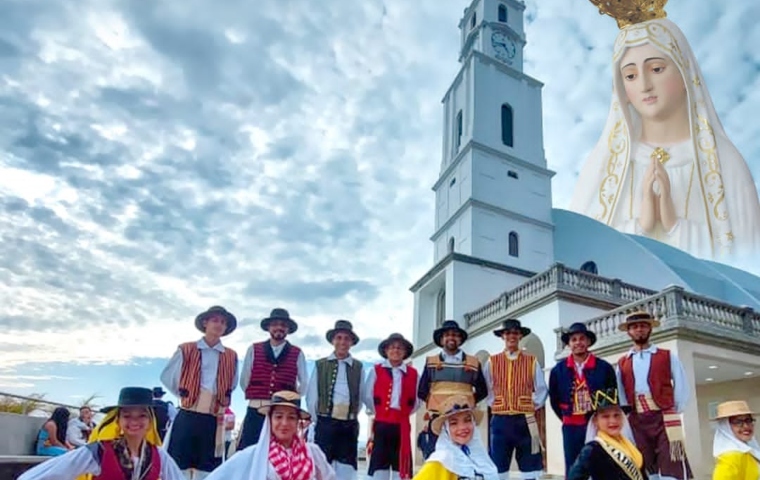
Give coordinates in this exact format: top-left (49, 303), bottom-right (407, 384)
top-left (416, 320), bottom-right (488, 459)
top-left (307, 320), bottom-right (366, 480)
top-left (616, 310), bottom-right (693, 480)
top-left (236, 308), bottom-right (307, 451)
top-left (161, 306), bottom-right (239, 480)
top-left (484, 319), bottom-right (548, 480)
top-left (363, 333), bottom-right (420, 480)
top-left (548, 322), bottom-right (617, 472)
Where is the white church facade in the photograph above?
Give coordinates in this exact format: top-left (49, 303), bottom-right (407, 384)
top-left (408, 0), bottom-right (760, 478)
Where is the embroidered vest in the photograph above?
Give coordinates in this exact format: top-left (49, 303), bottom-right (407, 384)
top-left (618, 348), bottom-right (674, 410)
top-left (424, 353), bottom-right (480, 413)
top-left (245, 341), bottom-right (301, 399)
top-left (490, 351), bottom-right (536, 415)
top-left (93, 441), bottom-right (161, 480)
top-left (177, 341), bottom-right (237, 414)
top-left (373, 363), bottom-right (418, 423)
top-left (316, 357), bottom-right (363, 417)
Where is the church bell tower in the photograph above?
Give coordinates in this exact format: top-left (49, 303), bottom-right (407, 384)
top-left (411, 0), bottom-right (555, 346)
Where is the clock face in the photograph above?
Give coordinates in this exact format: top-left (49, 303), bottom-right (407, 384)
top-left (491, 31), bottom-right (517, 63)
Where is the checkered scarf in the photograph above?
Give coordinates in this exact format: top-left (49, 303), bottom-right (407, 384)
top-left (268, 435), bottom-right (314, 480)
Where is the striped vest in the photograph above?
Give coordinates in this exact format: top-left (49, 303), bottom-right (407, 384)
top-left (424, 353), bottom-right (480, 413)
top-left (178, 341), bottom-right (237, 414)
top-left (490, 351), bottom-right (536, 415)
top-left (245, 341), bottom-right (301, 399)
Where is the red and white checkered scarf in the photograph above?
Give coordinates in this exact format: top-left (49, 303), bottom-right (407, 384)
top-left (268, 435), bottom-right (314, 480)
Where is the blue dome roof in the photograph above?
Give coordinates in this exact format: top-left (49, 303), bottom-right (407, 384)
top-left (552, 209), bottom-right (760, 310)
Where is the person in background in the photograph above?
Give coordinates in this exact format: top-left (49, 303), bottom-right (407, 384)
top-left (19, 387), bottom-right (185, 480)
top-left (36, 407), bottom-right (73, 456)
top-left (67, 406), bottom-right (96, 448)
top-left (152, 387), bottom-right (171, 441)
top-left (711, 400), bottom-right (759, 480)
top-left (224, 407), bottom-right (236, 459)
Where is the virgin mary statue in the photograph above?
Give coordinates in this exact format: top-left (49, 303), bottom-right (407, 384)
top-left (569, 0), bottom-right (760, 261)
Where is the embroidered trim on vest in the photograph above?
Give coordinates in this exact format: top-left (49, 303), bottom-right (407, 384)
top-left (595, 437), bottom-right (644, 480)
top-left (619, 349), bottom-right (674, 410)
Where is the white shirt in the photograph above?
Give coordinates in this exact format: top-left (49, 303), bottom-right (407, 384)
top-left (615, 345), bottom-right (690, 413)
top-left (66, 418), bottom-right (94, 448)
top-left (362, 360), bottom-right (422, 415)
top-left (160, 338), bottom-right (239, 397)
top-left (483, 350), bottom-right (549, 409)
top-left (17, 442), bottom-right (185, 480)
top-left (204, 442), bottom-right (336, 480)
top-left (239, 341), bottom-right (309, 395)
top-left (306, 353), bottom-right (366, 420)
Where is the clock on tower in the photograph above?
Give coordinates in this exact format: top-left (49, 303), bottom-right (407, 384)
top-left (458, 0), bottom-right (527, 71)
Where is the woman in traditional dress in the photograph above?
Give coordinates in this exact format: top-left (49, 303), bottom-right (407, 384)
top-left (204, 391), bottom-right (335, 480)
top-left (19, 387), bottom-right (185, 480)
top-left (412, 395), bottom-right (498, 480)
top-left (36, 407), bottom-right (73, 456)
top-left (711, 400), bottom-right (759, 480)
top-left (569, 3), bottom-right (760, 261)
top-left (567, 387), bottom-right (646, 480)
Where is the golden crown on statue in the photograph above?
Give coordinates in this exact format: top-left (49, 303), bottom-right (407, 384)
top-left (589, 0), bottom-right (668, 29)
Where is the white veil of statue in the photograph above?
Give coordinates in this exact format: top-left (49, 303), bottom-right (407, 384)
top-left (569, 13), bottom-right (760, 261)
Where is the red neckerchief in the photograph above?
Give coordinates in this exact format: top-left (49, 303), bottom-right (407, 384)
top-left (268, 435), bottom-right (314, 480)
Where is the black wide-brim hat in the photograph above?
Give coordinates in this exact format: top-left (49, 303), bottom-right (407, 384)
top-left (260, 308), bottom-right (298, 334)
top-left (101, 387), bottom-right (155, 414)
top-left (585, 387), bottom-right (632, 419)
top-left (561, 322), bottom-right (597, 346)
top-left (493, 318), bottom-right (530, 337)
top-left (433, 320), bottom-right (468, 348)
top-left (194, 306), bottom-right (237, 336)
top-left (378, 333), bottom-right (414, 360)
top-left (152, 386), bottom-right (166, 397)
top-left (326, 320), bottom-right (360, 345)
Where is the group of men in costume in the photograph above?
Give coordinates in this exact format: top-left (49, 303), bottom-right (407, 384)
top-left (156, 304), bottom-right (692, 480)
top-left (549, 311), bottom-right (693, 480)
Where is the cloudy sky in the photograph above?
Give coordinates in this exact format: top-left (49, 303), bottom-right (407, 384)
top-left (1, 0), bottom-right (759, 420)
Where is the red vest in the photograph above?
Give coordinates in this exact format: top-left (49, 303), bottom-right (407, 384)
top-left (93, 441), bottom-right (161, 480)
top-left (372, 363), bottom-right (418, 424)
top-left (245, 341), bottom-right (301, 399)
top-left (618, 348), bottom-right (675, 410)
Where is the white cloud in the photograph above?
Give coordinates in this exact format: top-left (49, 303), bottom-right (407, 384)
top-left (0, 0), bottom-right (758, 377)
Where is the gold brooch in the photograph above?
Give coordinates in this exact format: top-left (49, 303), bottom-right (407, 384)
top-left (651, 147), bottom-right (670, 164)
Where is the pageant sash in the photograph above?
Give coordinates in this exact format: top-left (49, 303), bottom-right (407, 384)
top-left (596, 437), bottom-right (644, 480)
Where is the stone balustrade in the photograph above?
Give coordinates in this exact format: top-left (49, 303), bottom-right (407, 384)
top-left (464, 262), bottom-right (655, 329)
top-left (553, 285), bottom-right (760, 356)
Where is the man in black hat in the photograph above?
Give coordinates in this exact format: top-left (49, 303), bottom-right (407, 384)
top-left (306, 319), bottom-right (365, 480)
top-left (483, 318), bottom-right (548, 480)
top-left (160, 306), bottom-right (239, 480)
top-left (235, 307), bottom-right (307, 451)
top-left (152, 386), bottom-right (173, 442)
top-left (362, 333), bottom-right (419, 480)
top-left (416, 319), bottom-right (488, 459)
top-left (548, 322), bottom-right (617, 473)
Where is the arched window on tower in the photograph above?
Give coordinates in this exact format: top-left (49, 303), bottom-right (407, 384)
top-left (508, 231), bottom-right (519, 257)
top-left (580, 261), bottom-right (598, 275)
top-left (455, 110), bottom-right (463, 150)
top-left (501, 103), bottom-right (514, 147)
top-left (436, 289), bottom-right (446, 326)
top-left (498, 4), bottom-right (508, 22)
top-left (448, 236), bottom-right (455, 253)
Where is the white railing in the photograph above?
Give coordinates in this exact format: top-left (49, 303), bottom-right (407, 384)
top-left (464, 263), bottom-right (655, 328)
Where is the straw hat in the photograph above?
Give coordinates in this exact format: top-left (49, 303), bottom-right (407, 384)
top-left (431, 394), bottom-right (484, 436)
top-left (617, 310), bottom-right (661, 332)
top-left (257, 391), bottom-right (311, 420)
top-left (711, 400), bottom-right (757, 421)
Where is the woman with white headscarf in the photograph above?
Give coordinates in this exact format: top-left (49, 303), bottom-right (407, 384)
top-left (711, 400), bottom-right (759, 480)
top-left (567, 387), bottom-right (646, 480)
top-left (569, 2), bottom-right (760, 261)
top-left (413, 394), bottom-right (498, 480)
top-left (204, 391), bottom-right (335, 480)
